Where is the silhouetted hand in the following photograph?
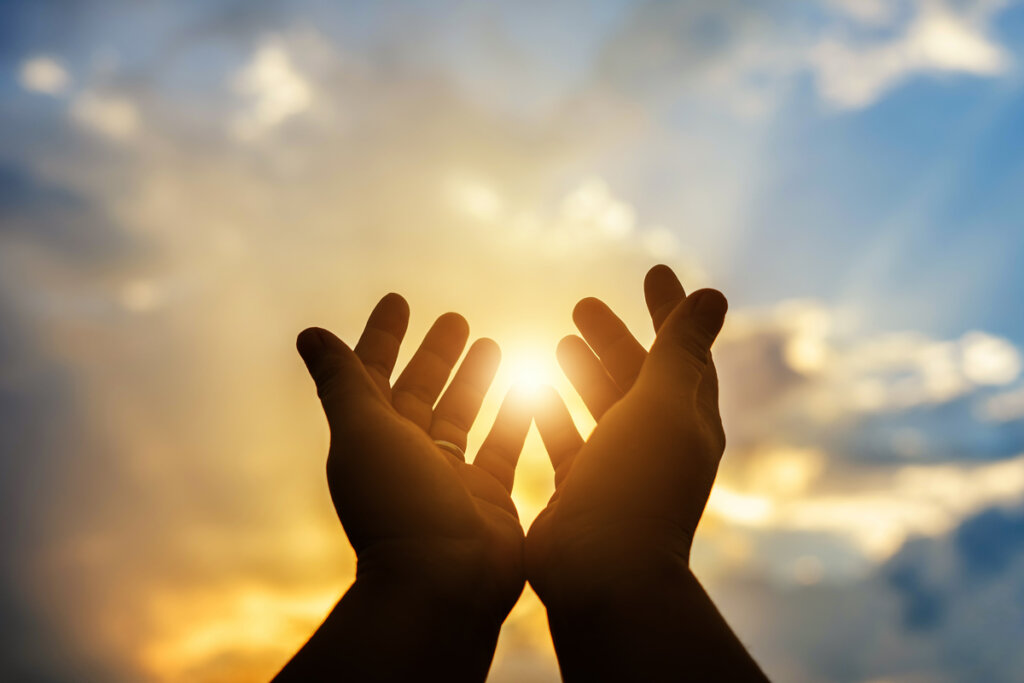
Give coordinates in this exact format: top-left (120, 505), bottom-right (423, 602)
top-left (276, 294), bottom-right (530, 682)
top-left (527, 265), bottom-right (768, 681)
top-left (527, 264), bottom-right (725, 596)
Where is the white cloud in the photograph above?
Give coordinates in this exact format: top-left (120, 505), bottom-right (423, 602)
top-left (812, 1), bottom-right (1011, 109)
top-left (836, 330), bottom-right (1021, 412)
top-left (446, 173), bottom-right (701, 267)
top-left (732, 301), bottom-right (1024, 414)
top-left (640, 227), bottom-right (682, 260)
top-left (231, 42), bottom-right (313, 141)
top-left (826, 0), bottom-right (895, 25)
top-left (710, 300), bottom-right (1024, 576)
top-left (70, 91), bottom-right (140, 140)
top-left (558, 178), bottom-right (636, 240)
top-left (961, 332), bottom-right (1022, 385)
top-left (979, 385), bottom-right (1024, 422)
top-left (19, 55), bottom-right (70, 95)
top-left (598, 0), bottom-right (1016, 115)
top-left (711, 453), bottom-right (1024, 559)
top-left (444, 173), bottom-right (504, 222)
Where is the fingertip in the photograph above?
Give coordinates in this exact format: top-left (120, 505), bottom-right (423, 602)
top-left (297, 327), bottom-right (350, 361)
top-left (644, 264), bottom-right (685, 299)
top-left (645, 264), bottom-right (686, 326)
top-left (437, 311), bottom-right (470, 338)
top-left (368, 293), bottom-right (411, 334)
top-left (378, 292), bottom-right (410, 315)
top-left (689, 289), bottom-right (728, 338)
top-left (691, 288), bottom-right (728, 309)
top-left (471, 336), bottom-right (501, 361)
top-left (555, 334), bottom-right (584, 362)
top-left (644, 263), bottom-right (680, 291)
top-left (297, 326), bottom-right (324, 347)
top-left (468, 338), bottom-right (502, 386)
top-left (571, 297), bottom-right (604, 325)
top-left (296, 327), bottom-right (328, 365)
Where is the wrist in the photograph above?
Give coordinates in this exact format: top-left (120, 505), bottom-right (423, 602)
top-left (355, 536), bottom-right (523, 628)
top-left (540, 567), bottom-right (770, 683)
top-left (527, 518), bottom-right (691, 614)
top-left (277, 569), bottom-right (506, 683)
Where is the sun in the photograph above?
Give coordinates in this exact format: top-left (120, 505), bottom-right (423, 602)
top-left (501, 348), bottom-right (559, 399)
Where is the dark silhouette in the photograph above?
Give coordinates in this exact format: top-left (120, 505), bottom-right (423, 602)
top-left (274, 265), bottom-right (769, 682)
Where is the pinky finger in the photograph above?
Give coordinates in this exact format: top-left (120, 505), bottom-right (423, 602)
top-left (473, 388), bottom-right (532, 493)
top-left (534, 386), bottom-right (584, 487)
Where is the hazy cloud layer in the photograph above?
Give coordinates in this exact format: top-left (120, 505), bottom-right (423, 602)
top-left (2, 1), bottom-right (1024, 681)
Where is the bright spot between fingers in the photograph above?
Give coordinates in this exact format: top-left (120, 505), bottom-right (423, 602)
top-left (503, 349), bottom-right (558, 399)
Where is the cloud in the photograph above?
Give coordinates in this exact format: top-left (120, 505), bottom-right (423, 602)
top-left (594, 0), bottom-right (1017, 116)
top-left (979, 385), bottom-right (1024, 422)
top-left (703, 299), bottom-right (1024, 567)
top-left (709, 452), bottom-right (1024, 559)
top-left (444, 172), bottom-right (707, 275)
top-left (230, 42), bottom-right (313, 141)
top-left (725, 300), bottom-right (1022, 419)
top-left (710, 502), bottom-right (1024, 683)
top-left (2, 3), bottom-right (1023, 681)
top-left (961, 332), bottom-right (1023, 385)
top-left (69, 91), bottom-right (140, 141)
top-left (826, 0), bottom-right (896, 26)
top-left (18, 55), bottom-right (70, 95)
top-left (835, 329), bottom-right (1021, 413)
top-left (812, 1), bottom-right (1012, 108)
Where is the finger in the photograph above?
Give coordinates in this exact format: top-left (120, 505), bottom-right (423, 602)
top-left (297, 327), bottom-right (385, 429)
top-left (392, 312), bottom-right (470, 430)
top-left (430, 338), bottom-right (501, 454)
top-left (646, 288), bottom-right (728, 392)
top-left (644, 264), bottom-right (686, 333)
top-left (473, 388), bottom-right (532, 493)
top-left (353, 293), bottom-right (410, 397)
top-left (534, 386), bottom-right (583, 487)
top-left (556, 335), bottom-right (621, 419)
top-left (572, 297), bottom-right (648, 392)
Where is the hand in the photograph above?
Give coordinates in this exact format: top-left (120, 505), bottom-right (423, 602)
top-left (296, 293), bottom-right (531, 624)
top-left (524, 266), bottom-right (767, 681)
top-left (526, 265), bottom-right (728, 606)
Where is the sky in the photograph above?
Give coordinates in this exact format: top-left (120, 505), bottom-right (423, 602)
top-left (2, 0), bottom-right (1024, 681)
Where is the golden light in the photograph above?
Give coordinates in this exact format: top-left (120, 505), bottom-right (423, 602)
top-left (498, 345), bottom-right (563, 400)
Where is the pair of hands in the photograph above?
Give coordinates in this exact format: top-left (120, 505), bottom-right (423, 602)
top-left (285, 264), bottom-right (741, 681)
top-left (295, 264), bottom-right (724, 615)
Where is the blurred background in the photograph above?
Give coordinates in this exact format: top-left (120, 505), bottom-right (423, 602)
top-left (3, 1), bottom-right (1024, 681)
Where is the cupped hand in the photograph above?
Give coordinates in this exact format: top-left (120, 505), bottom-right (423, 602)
top-left (297, 293), bottom-right (531, 622)
top-left (526, 265), bottom-right (728, 606)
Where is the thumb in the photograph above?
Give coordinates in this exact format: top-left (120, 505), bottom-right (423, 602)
top-left (297, 327), bottom-right (382, 425)
top-left (645, 289), bottom-right (727, 388)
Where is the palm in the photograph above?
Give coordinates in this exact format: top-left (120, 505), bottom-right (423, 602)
top-left (298, 294), bottom-right (531, 614)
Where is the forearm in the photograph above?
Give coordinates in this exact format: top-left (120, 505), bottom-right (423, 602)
top-left (545, 564), bottom-right (768, 682)
top-left (273, 575), bottom-right (503, 682)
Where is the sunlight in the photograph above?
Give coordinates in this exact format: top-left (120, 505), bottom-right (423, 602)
top-left (501, 347), bottom-right (560, 399)
top-left (139, 583), bottom-right (340, 682)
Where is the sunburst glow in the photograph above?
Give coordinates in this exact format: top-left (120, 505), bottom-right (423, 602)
top-left (502, 349), bottom-right (558, 398)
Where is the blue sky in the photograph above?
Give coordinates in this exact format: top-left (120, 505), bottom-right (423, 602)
top-left (2, 1), bottom-right (1024, 681)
